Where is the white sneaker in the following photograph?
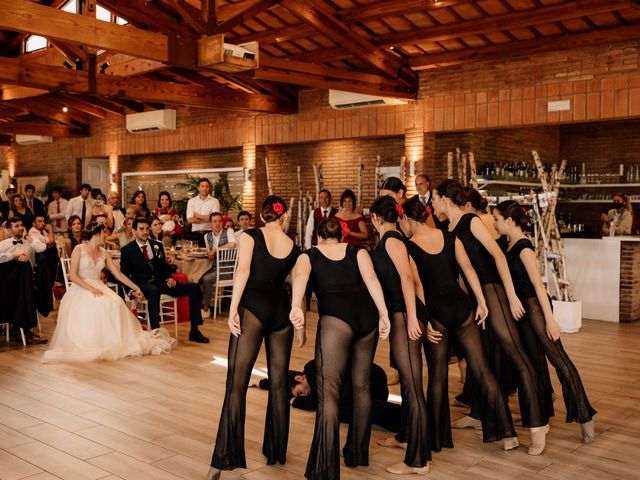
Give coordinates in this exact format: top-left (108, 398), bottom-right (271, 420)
top-left (201, 308), bottom-right (211, 319)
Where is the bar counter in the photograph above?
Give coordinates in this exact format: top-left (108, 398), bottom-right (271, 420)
top-left (564, 237), bottom-right (640, 323)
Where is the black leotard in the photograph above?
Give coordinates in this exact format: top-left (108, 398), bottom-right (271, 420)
top-left (371, 230), bottom-right (406, 313)
top-left (239, 228), bottom-right (300, 331)
top-left (408, 231), bottom-right (472, 329)
top-left (452, 213), bottom-right (501, 286)
top-left (306, 245), bottom-right (378, 336)
top-left (506, 238), bottom-right (537, 301)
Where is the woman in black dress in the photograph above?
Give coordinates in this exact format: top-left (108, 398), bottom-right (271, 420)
top-left (290, 217), bottom-right (390, 480)
top-left (402, 197), bottom-right (518, 452)
top-left (208, 196), bottom-right (301, 480)
top-left (433, 180), bottom-right (549, 455)
top-left (494, 200), bottom-right (596, 443)
top-left (369, 196), bottom-right (430, 475)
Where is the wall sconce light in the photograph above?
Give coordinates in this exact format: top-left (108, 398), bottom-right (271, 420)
top-left (409, 159), bottom-right (417, 177)
top-left (244, 167), bottom-right (254, 182)
top-left (109, 173), bottom-right (115, 184)
top-left (100, 61), bottom-right (110, 74)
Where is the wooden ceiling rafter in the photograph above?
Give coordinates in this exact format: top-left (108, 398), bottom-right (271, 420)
top-left (0, 120), bottom-right (87, 137)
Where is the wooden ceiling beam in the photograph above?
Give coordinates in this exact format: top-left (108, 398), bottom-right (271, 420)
top-left (253, 68), bottom-right (417, 100)
top-left (339, 0), bottom-right (471, 24)
top-left (9, 97), bottom-right (88, 125)
top-left (57, 94), bottom-right (113, 117)
top-left (0, 0), bottom-right (169, 61)
top-left (408, 23), bottom-right (640, 69)
top-left (214, 0), bottom-right (280, 34)
top-left (376, 0), bottom-right (631, 47)
top-left (280, 0), bottom-right (416, 89)
top-left (201, 0), bottom-right (218, 32)
top-left (288, 47), bottom-right (352, 64)
top-left (50, 94), bottom-right (108, 118)
top-left (103, 55), bottom-right (166, 77)
top-left (0, 121), bottom-right (88, 137)
top-left (163, 0), bottom-right (208, 35)
top-left (232, 24), bottom-right (315, 44)
top-left (2, 85), bottom-right (49, 100)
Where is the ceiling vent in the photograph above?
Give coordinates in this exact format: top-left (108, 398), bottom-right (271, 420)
top-left (328, 90), bottom-right (409, 110)
top-left (15, 135), bottom-right (54, 145)
top-left (126, 109), bottom-right (176, 133)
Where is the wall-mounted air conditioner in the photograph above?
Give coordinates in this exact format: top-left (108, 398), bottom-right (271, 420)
top-left (126, 109), bottom-right (176, 133)
top-left (328, 90), bottom-right (409, 110)
top-left (15, 135), bottom-right (53, 145)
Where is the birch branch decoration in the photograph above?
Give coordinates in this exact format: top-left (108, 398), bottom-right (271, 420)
top-left (356, 157), bottom-right (364, 210)
top-left (264, 156), bottom-right (273, 196)
top-left (447, 152), bottom-right (453, 179)
top-left (374, 155), bottom-right (381, 198)
top-left (462, 153), bottom-right (468, 186)
top-left (469, 152), bottom-right (478, 189)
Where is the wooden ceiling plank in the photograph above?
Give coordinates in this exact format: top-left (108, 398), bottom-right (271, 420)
top-left (214, 0), bottom-right (280, 34)
top-left (9, 97), bottom-right (83, 125)
top-left (254, 67), bottom-right (417, 99)
top-left (164, 0), bottom-right (208, 34)
top-left (55, 94), bottom-right (109, 118)
top-left (0, 121), bottom-right (87, 137)
top-left (408, 23), bottom-right (640, 69)
top-left (0, 0), bottom-right (169, 61)
top-left (2, 85), bottom-right (49, 100)
top-left (376, 0), bottom-right (631, 46)
top-left (232, 24), bottom-right (315, 44)
top-left (202, 0), bottom-right (218, 31)
top-left (339, 0), bottom-right (471, 24)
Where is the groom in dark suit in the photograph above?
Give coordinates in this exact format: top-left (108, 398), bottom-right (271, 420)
top-left (120, 217), bottom-right (209, 343)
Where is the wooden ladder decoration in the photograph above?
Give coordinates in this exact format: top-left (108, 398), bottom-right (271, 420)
top-left (531, 151), bottom-right (573, 302)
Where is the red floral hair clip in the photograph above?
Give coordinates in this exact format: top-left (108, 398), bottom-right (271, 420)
top-left (273, 202), bottom-right (284, 216)
top-left (339, 220), bottom-right (349, 238)
top-left (395, 203), bottom-right (404, 217)
top-left (425, 205), bottom-right (432, 217)
top-left (521, 207), bottom-right (527, 215)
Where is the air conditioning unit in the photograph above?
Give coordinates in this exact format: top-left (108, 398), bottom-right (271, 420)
top-left (15, 135), bottom-right (53, 145)
top-left (223, 42), bottom-right (256, 60)
top-left (126, 109), bottom-right (176, 133)
top-left (329, 90), bottom-right (409, 110)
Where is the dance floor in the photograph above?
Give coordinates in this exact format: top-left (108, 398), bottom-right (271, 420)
top-left (0, 306), bottom-right (639, 480)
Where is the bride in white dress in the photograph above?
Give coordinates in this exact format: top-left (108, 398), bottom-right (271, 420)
top-left (43, 222), bottom-right (176, 363)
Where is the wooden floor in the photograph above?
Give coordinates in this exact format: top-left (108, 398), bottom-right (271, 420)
top-left (1, 305), bottom-right (639, 480)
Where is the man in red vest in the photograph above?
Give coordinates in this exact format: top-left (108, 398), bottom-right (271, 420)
top-left (304, 189), bottom-right (338, 250)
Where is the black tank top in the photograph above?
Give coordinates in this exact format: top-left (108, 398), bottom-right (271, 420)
top-left (452, 213), bottom-right (501, 286)
top-left (371, 230), bottom-right (406, 313)
top-left (307, 244), bottom-right (378, 336)
top-left (506, 238), bottom-right (537, 301)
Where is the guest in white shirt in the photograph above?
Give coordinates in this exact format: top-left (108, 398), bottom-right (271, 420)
top-left (0, 217), bottom-right (46, 267)
top-left (199, 212), bottom-right (236, 318)
top-left (237, 210), bottom-right (252, 231)
top-left (108, 191), bottom-right (126, 232)
top-left (29, 214), bottom-right (60, 285)
top-left (304, 189), bottom-right (338, 250)
top-left (65, 183), bottom-right (93, 228)
top-left (48, 187), bottom-right (69, 235)
top-left (186, 178), bottom-right (220, 246)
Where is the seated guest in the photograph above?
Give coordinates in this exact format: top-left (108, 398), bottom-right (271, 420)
top-left (222, 215), bottom-right (234, 230)
top-left (0, 218), bottom-right (46, 344)
top-left (125, 204), bottom-right (138, 219)
top-left (91, 189), bottom-right (114, 229)
top-left (199, 212), bottom-right (236, 318)
top-left (64, 215), bottom-right (84, 258)
top-left (24, 184), bottom-right (45, 217)
top-left (108, 191), bottom-right (125, 232)
top-left (120, 217), bottom-right (209, 343)
top-left (65, 183), bottom-right (93, 228)
top-left (0, 220), bottom-right (8, 242)
top-left (118, 216), bottom-right (135, 248)
top-left (149, 215), bottom-right (171, 247)
top-left (8, 194), bottom-right (35, 231)
top-left (29, 214), bottom-right (59, 287)
top-left (335, 189), bottom-right (368, 247)
top-left (153, 192), bottom-right (182, 243)
top-left (0, 187), bottom-right (16, 220)
top-left (237, 210), bottom-right (252, 231)
top-left (252, 360), bottom-right (401, 433)
top-left (48, 186), bottom-right (69, 236)
top-left (131, 190), bottom-right (150, 218)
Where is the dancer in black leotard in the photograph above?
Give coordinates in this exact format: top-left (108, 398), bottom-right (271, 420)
top-left (401, 197), bottom-right (517, 452)
top-left (434, 179), bottom-right (550, 456)
top-left (208, 196), bottom-right (301, 480)
top-left (290, 217), bottom-right (390, 480)
top-left (369, 196), bottom-right (430, 475)
top-left (494, 200), bottom-right (597, 443)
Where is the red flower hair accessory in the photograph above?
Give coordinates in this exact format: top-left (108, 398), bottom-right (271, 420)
top-left (425, 205), bottom-right (432, 217)
top-left (339, 220), bottom-right (349, 238)
top-left (521, 207), bottom-right (527, 215)
top-left (395, 203), bottom-right (404, 217)
top-left (273, 202), bottom-right (284, 216)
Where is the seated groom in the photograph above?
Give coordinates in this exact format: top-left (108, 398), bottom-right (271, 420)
top-left (120, 217), bottom-right (209, 343)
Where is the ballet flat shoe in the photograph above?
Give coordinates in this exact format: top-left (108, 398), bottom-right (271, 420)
top-left (580, 420), bottom-right (595, 443)
top-left (385, 462), bottom-right (430, 475)
top-left (452, 416), bottom-right (482, 430)
top-left (206, 467), bottom-right (221, 480)
top-left (377, 436), bottom-right (408, 449)
top-left (503, 437), bottom-right (519, 451)
top-left (528, 424), bottom-right (550, 456)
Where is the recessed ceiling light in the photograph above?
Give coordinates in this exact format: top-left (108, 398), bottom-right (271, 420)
top-left (62, 106), bottom-right (68, 113)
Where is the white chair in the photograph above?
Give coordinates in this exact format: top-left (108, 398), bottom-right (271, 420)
top-left (130, 295), bottom-right (179, 338)
top-left (0, 322), bottom-right (10, 342)
top-left (212, 248), bottom-right (238, 319)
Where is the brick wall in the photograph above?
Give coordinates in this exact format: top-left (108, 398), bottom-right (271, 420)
top-left (619, 243), bottom-right (640, 323)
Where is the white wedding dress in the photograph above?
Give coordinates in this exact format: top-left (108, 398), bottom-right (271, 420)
top-left (43, 245), bottom-right (176, 363)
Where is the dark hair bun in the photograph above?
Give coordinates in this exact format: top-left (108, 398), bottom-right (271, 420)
top-left (317, 217), bottom-right (343, 241)
top-left (403, 197), bottom-right (430, 223)
top-left (496, 200), bottom-right (530, 229)
top-left (81, 222), bottom-right (105, 241)
top-left (464, 187), bottom-right (489, 211)
top-left (435, 179), bottom-right (467, 206)
top-left (370, 196), bottom-right (399, 223)
top-left (381, 176), bottom-right (406, 194)
top-left (262, 195), bottom-right (287, 223)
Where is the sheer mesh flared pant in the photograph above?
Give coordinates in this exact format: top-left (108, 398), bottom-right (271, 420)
top-left (518, 298), bottom-right (596, 423)
top-left (389, 313), bottom-right (430, 467)
top-left (426, 312), bottom-right (517, 444)
top-left (211, 307), bottom-right (293, 470)
top-left (305, 316), bottom-right (378, 480)
top-left (482, 283), bottom-right (548, 429)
